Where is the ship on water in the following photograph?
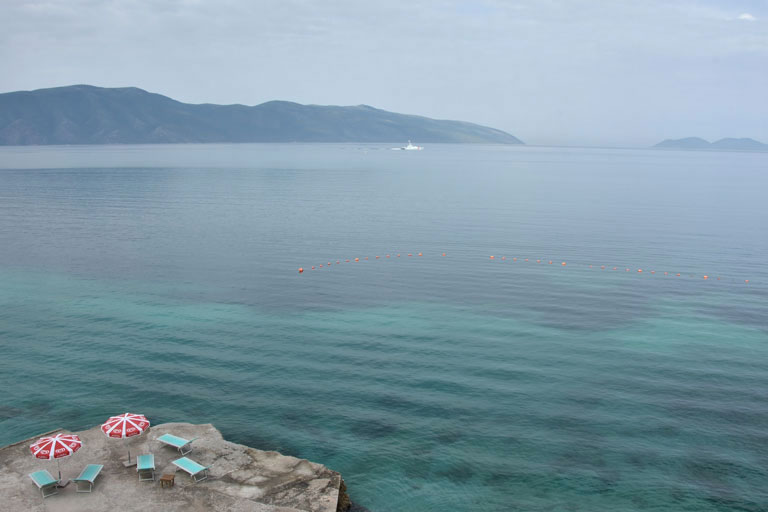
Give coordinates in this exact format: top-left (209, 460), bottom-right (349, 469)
top-left (392, 140), bottom-right (423, 150)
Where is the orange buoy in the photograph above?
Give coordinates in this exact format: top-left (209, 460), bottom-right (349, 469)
top-left (408, 253), bottom-right (413, 257)
top-left (745, 280), bottom-right (749, 284)
top-left (337, 260), bottom-right (340, 264)
top-left (365, 257), bottom-right (369, 260)
top-left (549, 261), bottom-right (553, 265)
top-left (312, 266), bottom-right (316, 270)
top-left (525, 259), bottom-right (529, 262)
top-left (376, 256), bottom-right (380, 259)
top-left (513, 257), bottom-right (517, 261)
top-left (418, 253), bottom-right (422, 257)
top-left (562, 262), bottom-right (566, 266)
top-left (676, 273), bottom-right (680, 276)
top-left (601, 265), bottom-right (605, 269)
top-left (651, 271), bottom-right (655, 274)
top-left (298, 267), bottom-right (303, 273)
top-left (613, 267), bottom-right (617, 270)
top-left (703, 275), bottom-right (708, 280)
top-left (537, 260), bottom-right (541, 263)
top-left (346, 259), bottom-right (350, 262)
top-left (442, 253), bottom-right (446, 256)
top-left (664, 272), bottom-right (668, 275)
top-left (501, 256), bottom-right (506, 260)
top-left (490, 255), bottom-right (495, 259)
top-left (328, 262), bottom-right (332, 266)
top-left (354, 258), bottom-right (359, 262)
top-left (386, 254), bottom-right (390, 258)
top-left (625, 268), bottom-right (630, 272)
top-left (637, 269), bottom-right (642, 273)
top-left (319, 264), bottom-right (323, 267)
top-left (397, 254), bottom-right (401, 257)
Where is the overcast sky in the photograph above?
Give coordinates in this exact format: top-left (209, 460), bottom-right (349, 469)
top-left (1, 0), bottom-right (766, 146)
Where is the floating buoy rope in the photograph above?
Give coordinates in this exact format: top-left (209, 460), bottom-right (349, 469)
top-left (297, 252), bottom-right (753, 283)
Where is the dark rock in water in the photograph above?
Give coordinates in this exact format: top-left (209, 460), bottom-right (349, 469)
top-left (0, 406), bottom-right (23, 420)
top-left (349, 418), bottom-right (399, 439)
top-left (349, 502), bottom-right (374, 512)
top-left (0, 85), bottom-right (523, 145)
top-left (337, 478), bottom-right (352, 511)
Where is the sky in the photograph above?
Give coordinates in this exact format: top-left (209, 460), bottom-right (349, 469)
top-left (1, 0), bottom-right (766, 146)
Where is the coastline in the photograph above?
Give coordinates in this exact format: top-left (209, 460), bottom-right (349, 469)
top-left (0, 422), bottom-right (351, 512)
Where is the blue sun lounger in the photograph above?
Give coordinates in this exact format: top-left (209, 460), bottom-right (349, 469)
top-left (29, 470), bottom-right (60, 498)
top-left (172, 457), bottom-right (210, 483)
top-left (157, 433), bottom-right (196, 455)
top-left (72, 464), bottom-right (104, 492)
top-left (136, 454), bottom-right (155, 481)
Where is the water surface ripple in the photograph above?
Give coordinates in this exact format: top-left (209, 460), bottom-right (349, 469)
top-left (1, 144), bottom-right (766, 511)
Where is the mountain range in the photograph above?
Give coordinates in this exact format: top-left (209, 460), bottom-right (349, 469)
top-left (0, 85), bottom-right (522, 146)
top-left (654, 137), bottom-right (768, 152)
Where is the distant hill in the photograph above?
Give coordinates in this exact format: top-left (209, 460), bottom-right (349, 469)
top-left (710, 138), bottom-right (768, 151)
top-left (654, 137), bottom-right (768, 152)
top-left (0, 85), bottom-right (522, 145)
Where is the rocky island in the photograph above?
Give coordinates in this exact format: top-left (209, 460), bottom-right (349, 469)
top-left (0, 422), bottom-right (351, 512)
top-left (654, 137), bottom-right (768, 152)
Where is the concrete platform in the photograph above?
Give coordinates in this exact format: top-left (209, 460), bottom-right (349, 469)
top-left (0, 422), bottom-right (349, 512)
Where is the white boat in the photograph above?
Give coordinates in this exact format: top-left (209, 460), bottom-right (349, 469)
top-left (392, 140), bottom-right (423, 150)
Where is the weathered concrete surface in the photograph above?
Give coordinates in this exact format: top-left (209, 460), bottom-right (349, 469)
top-left (0, 422), bottom-right (348, 512)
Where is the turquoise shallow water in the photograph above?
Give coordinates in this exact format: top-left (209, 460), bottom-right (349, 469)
top-left (1, 144), bottom-right (767, 511)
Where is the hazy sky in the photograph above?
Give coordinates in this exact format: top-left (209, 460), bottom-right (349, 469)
top-left (1, 0), bottom-right (766, 146)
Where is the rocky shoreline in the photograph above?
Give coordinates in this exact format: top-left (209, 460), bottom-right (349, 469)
top-left (0, 422), bottom-right (351, 512)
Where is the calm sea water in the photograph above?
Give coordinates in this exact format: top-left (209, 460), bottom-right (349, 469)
top-left (1, 144), bottom-right (767, 511)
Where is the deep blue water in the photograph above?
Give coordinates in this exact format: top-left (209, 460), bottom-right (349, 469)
top-left (1, 143), bottom-right (767, 511)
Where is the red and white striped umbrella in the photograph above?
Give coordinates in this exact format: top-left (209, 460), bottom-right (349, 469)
top-left (29, 433), bottom-right (82, 479)
top-left (30, 433), bottom-right (82, 460)
top-left (101, 413), bottom-right (150, 438)
top-left (101, 413), bottom-right (150, 465)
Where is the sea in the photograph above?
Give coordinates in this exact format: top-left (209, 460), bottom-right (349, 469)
top-left (0, 143), bottom-right (766, 511)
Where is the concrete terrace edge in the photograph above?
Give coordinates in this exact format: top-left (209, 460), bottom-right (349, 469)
top-left (3, 428), bottom-right (63, 449)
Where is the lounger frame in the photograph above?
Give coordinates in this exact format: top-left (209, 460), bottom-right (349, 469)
top-left (29, 470), bottom-right (60, 499)
top-left (137, 454), bottom-right (155, 482)
top-left (73, 464), bottom-right (104, 493)
top-left (172, 457), bottom-right (211, 483)
top-left (157, 433), bottom-right (197, 455)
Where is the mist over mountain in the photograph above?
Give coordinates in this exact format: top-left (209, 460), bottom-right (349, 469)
top-left (655, 137), bottom-right (768, 152)
top-left (0, 85), bottom-right (523, 146)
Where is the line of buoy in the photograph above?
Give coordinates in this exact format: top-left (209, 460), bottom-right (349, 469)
top-left (487, 255), bottom-right (750, 284)
top-left (299, 253), bottom-right (753, 284)
top-left (300, 251), bottom-right (442, 273)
